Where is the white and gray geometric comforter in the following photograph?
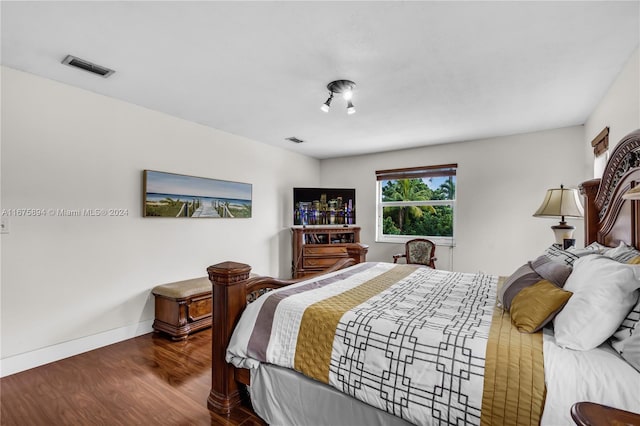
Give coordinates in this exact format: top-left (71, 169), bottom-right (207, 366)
top-left (227, 262), bottom-right (498, 425)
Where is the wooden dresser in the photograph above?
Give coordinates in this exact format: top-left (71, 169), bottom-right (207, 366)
top-left (292, 226), bottom-right (368, 278)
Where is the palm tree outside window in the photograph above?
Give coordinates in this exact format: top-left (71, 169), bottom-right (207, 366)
top-left (375, 164), bottom-right (457, 245)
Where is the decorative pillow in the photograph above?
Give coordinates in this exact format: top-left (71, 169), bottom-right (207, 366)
top-left (542, 244), bottom-right (579, 266)
top-left (499, 264), bottom-right (537, 309)
top-left (567, 241), bottom-right (609, 257)
top-left (603, 242), bottom-right (640, 264)
top-left (553, 255), bottom-right (640, 351)
top-left (611, 297), bottom-right (640, 357)
top-left (617, 328), bottom-right (640, 372)
top-left (530, 255), bottom-right (573, 286)
top-left (585, 241), bottom-right (610, 252)
top-left (510, 280), bottom-right (572, 333)
top-left (498, 255), bottom-right (572, 310)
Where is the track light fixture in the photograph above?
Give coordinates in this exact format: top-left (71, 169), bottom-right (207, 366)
top-left (320, 80), bottom-right (356, 115)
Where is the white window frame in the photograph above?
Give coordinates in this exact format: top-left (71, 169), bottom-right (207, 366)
top-left (375, 165), bottom-right (456, 246)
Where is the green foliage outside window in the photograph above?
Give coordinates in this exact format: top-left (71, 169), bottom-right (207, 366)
top-left (380, 178), bottom-right (455, 237)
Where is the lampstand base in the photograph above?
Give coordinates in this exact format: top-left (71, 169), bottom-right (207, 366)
top-left (551, 222), bottom-right (575, 245)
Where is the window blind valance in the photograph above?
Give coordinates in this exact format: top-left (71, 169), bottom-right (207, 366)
top-left (591, 127), bottom-right (609, 157)
top-left (375, 164), bottom-right (457, 181)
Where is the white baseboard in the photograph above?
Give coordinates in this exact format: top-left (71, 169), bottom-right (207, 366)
top-left (0, 319), bottom-right (154, 378)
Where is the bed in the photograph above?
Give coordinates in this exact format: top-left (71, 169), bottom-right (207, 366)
top-left (206, 129), bottom-right (640, 425)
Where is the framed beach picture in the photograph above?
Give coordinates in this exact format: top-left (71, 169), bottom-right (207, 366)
top-left (143, 170), bottom-right (252, 218)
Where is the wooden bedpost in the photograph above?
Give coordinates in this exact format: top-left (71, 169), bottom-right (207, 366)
top-left (207, 261), bottom-right (251, 415)
top-left (580, 178), bottom-right (601, 246)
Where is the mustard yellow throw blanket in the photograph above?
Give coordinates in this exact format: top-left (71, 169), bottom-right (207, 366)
top-left (481, 279), bottom-right (546, 426)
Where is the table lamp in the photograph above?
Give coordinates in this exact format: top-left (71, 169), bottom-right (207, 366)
top-left (533, 184), bottom-right (584, 244)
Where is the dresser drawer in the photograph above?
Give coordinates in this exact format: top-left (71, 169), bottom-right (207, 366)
top-left (303, 257), bottom-right (351, 268)
top-left (303, 245), bottom-right (348, 257)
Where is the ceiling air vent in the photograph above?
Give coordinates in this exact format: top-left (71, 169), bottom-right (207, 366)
top-left (61, 55), bottom-right (115, 78)
top-left (286, 137), bottom-right (305, 144)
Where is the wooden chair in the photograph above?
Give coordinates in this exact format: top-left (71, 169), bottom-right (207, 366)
top-left (393, 238), bottom-right (437, 268)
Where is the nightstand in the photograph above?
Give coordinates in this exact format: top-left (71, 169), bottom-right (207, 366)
top-left (571, 402), bottom-right (640, 425)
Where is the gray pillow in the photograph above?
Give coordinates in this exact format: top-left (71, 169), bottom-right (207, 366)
top-left (530, 255), bottom-right (573, 285)
top-left (499, 255), bottom-right (572, 310)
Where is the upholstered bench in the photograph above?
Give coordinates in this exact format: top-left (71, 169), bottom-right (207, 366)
top-left (152, 277), bottom-right (212, 340)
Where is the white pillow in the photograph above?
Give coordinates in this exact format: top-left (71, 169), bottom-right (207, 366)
top-left (567, 241), bottom-right (608, 257)
top-left (553, 255), bottom-right (640, 350)
top-left (603, 242), bottom-right (640, 263)
top-left (618, 327), bottom-right (640, 372)
top-left (611, 297), bottom-right (640, 360)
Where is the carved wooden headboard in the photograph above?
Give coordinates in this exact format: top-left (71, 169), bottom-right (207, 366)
top-left (580, 129), bottom-right (640, 250)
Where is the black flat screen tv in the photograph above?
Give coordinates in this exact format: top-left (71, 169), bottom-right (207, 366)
top-left (293, 187), bottom-right (355, 226)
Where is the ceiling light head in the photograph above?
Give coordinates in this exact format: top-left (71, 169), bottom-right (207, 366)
top-left (320, 92), bottom-right (333, 113)
top-left (322, 79), bottom-right (356, 115)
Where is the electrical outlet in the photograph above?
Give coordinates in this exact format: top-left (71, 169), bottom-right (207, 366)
top-left (1, 217), bottom-right (9, 234)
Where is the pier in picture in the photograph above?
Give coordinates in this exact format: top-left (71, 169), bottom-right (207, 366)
top-left (143, 170), bottom-right (252, 218)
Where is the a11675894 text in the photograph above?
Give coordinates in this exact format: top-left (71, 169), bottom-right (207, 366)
top-left (1, 208), bottom-right (129, 217)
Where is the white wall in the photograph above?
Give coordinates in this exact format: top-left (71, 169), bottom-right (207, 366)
top-left (3, 43), bottom-right (637, 375)
top-left (0, 67), bottom-right (320, 375)
top-left (320, 126), bottom-right (587, 276)
top-left (585, 47), bottom-right (640, 177)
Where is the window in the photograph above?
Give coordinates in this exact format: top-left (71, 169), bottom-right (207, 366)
top-left (376, 164), bottom-right (457, 245)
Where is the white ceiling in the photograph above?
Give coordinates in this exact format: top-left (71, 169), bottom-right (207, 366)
top-left (2, 1), bottom-right (639, 159)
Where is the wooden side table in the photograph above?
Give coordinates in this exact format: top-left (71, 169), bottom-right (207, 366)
top-left (571, 402), bottom-right (640, 425)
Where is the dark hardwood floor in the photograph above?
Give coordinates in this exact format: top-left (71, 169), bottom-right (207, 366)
top-left (0, 329), bottom-right (266, 426)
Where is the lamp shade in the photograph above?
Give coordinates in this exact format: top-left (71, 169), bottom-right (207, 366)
top-left (533, 186), bottom-right (584, 219)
